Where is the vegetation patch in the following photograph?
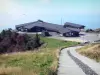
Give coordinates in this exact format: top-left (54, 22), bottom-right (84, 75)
top-left (0, 31), bottom-right (79, 75)
top-left (0, 29), bottom-right (42, 53)
top-left (76, 43), bottom-right (100, 62)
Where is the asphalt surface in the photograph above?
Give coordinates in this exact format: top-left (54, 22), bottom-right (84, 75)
top-left (49, 32), bottom-right (100, 43)
top-left (80, 32), bottom-right (100, 42)
top-left (18, 31), bottom-right (100, 43)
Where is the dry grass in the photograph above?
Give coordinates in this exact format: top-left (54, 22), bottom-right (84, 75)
top-left (0, 67), bottom-right (37, 75)
top-left (0, 67), bottom-right (21, 75)
top-left (77, 43), bottom-right (100, 62)
top-left (0, 48), bottom-right (58, 75)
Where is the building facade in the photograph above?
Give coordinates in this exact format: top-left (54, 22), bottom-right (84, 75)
top-left (16, 20), bottom-right (83, 37)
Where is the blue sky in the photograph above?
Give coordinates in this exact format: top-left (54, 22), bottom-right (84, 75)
top-left (0, 0), bottom-right (100, 31)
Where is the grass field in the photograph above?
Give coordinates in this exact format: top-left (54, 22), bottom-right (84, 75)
top-left (0, 37), bottom-right (79, 75)
top-left (77, 43), bottom-right (100, 62)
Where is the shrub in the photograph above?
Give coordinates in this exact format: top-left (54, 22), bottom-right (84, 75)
top-left (0, 29), bottom-right (42, 53)
top-left (0, 30), bottom-right (6, 39)
top-left (25, 33), bottom-right (41, 50)
top-left (0, 34), bottom-right (2, 42)
top-left (86, 29), bottom-right (94, 33)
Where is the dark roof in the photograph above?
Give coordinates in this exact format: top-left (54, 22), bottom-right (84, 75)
top-left (16, 20), bottom-right (80, 33)
top-left (64, 22), bottom-right (85, 28)
top-left (16, 21), bottom-right (36, 28)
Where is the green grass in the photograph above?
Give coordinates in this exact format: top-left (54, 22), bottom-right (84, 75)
top-left (0, 37), bottom-right (79, 75)
top-left (41, 37), bottom-right (79, 49)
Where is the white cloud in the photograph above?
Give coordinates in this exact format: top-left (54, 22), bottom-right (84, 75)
top-left (0, 0), bottom-right (26, 28)
top-left (0, 0), bottom-right (24, 20)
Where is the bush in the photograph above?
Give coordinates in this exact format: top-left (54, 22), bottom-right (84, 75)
top-left (0, 34), bottom-right (2, 42)
top-left (0, 29), bottom-right (42, 53)
top-left (25, 33), bottom-right (41, 50)
top-left (0, 30), bottom-right (6, 39)
top-left (86, 29), bottom-right (94, 33)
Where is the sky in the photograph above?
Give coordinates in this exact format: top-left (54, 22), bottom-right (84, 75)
top-left (0, 0), bottom-right (100, 31)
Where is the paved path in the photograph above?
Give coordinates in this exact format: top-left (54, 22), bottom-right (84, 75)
top-left (58, 46), bottom-right (100, 75)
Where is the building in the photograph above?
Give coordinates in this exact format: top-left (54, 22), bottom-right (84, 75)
top-left (64, 22), bottom-right (85, 29)
top-left (16, 20), bottom-right (81, 37)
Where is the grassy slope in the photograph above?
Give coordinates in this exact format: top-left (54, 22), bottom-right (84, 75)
top-left (0, 37), bottom-right (79, 75)
top-left (77, 43), bottom-right (100, 62)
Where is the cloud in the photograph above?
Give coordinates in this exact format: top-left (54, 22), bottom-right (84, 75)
top-left (0, 0), bottom-right (26, 28)
top-left (0, 0), bottom-right (25, 20)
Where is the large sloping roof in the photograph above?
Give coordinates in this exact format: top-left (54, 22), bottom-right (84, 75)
top-left (16, 20), bottom-right (80, 33)
top-left (16, 21), bottom-right (37, 28)
top-left (64, 22), bottom-right (85, 28)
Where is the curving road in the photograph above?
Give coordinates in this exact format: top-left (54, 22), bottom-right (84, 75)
top-left (58, 46), bottom-right (100, 75)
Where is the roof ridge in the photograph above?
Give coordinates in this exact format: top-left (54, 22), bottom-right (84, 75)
top-left (65, 22), bottom-right (84, 26)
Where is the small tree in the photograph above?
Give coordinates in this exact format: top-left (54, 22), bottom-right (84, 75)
top-left (1, 30), bottom-right (6, 39)
top-left (0, 34), bottom-right (2, 42)
top-left (6, 28), bottom-right (12, 37)
top-left (34, 33), bottom-right (41, 47)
